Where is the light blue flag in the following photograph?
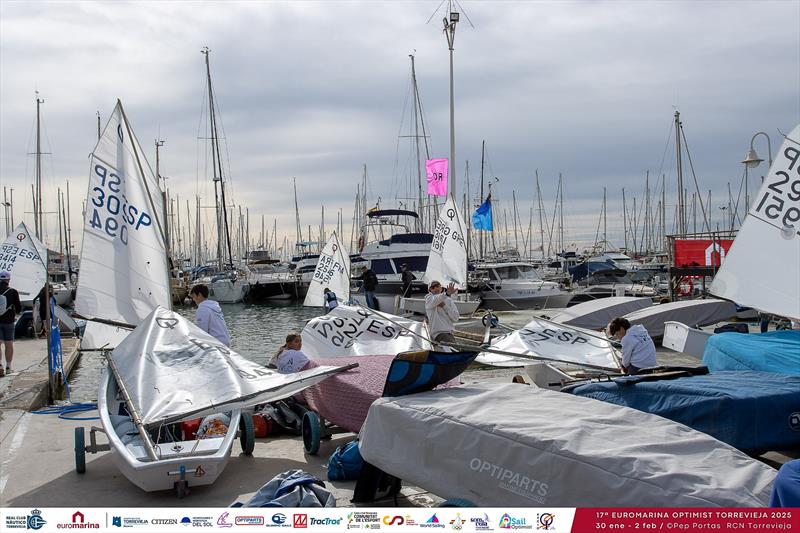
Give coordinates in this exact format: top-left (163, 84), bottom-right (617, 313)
top-left (472, 195), bottom-right (493, 231)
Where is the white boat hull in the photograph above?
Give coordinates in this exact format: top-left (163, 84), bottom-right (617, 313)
top-left (208, 279), bottom-right (250, 303)
top-left (98, 367), bottom-right (238, 492)
top-left (662, 321), bottom-right (713, 360)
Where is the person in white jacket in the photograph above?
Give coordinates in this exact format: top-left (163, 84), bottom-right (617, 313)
top-left (608, 317), bottom-right (657, 375)
top-left (190, 284), bottom-right (232, 347)
top-left (425, 280), bottom-right (460, 345)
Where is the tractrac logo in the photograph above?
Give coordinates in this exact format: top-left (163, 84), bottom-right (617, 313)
top-left (310, 518), bottom-right (343, 526)
top-left (383, 515), bottom-right (405, 526)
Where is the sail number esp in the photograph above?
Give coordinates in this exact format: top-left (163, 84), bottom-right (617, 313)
top-left (88, 163), bottom-right (153, 245)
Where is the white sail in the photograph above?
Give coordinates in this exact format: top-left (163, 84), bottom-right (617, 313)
top-left (112, 307), bottom-right (347, 426)
top-left (423, 196), bottom-right (467, 289)
top-left (476, 318), bottom-right (620, 370)
top-left (710, 124), bottom-right (800, 320)
top-left (75, 100), bottom-right (171, 325)
top-left (0, 222), bottom-right (48, 301)
top-left (301, 304), bottom-right (431, 358)
top-left (303, 232), bottom-right (350, 307)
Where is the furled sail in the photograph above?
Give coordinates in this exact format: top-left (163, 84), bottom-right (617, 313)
top-left (711, 125), bottom-right (800, 320)
top-left (303, 232), bottom-right (350, 307)
top-left (75, 100), bottom-right (170, 326)
top-left (476, 317), bottom-right (620, 370)
top-left (111, 307), bottom-right (348, 426)
top-left (423, 196), bottom-right (467, 289)
top-left (0, 222), bottom-right (48, 301)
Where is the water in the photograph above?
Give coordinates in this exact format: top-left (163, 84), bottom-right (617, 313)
top-left (67, 302), bottom-right (324, 403)
top-left (66, 302), bottom-right (698, 403)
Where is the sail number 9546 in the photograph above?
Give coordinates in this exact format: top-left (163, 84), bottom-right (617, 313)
top-left (88, 163), bottom-right (153, 245)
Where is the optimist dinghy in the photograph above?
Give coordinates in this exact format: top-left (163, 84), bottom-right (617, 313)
top-left (83, 307), bottom-right (347, 494)
top-left (358, 383), bottom-right (776, 507)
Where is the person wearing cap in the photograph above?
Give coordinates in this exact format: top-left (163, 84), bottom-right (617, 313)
top-left (400, 263), bottom-right (415, 298)
top-left (425, 280), bottom-right (459, 345)
top-left (0, 271), bottom-right (22, 376)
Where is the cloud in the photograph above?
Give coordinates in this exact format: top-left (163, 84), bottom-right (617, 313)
top-left (1, 0), bottom-right (797, 254)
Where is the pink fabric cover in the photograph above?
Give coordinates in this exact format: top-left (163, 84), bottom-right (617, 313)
top-left (301, 355), bottom-right (395, 433)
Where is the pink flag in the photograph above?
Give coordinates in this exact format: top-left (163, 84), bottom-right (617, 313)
top-left (426, 158), bottom-right (449, 197)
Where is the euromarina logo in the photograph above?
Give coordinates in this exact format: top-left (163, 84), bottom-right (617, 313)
top-left (56, 511), bottom-right (101, 529)
top-left (469, 457), bottom-right (548, 504)
top-left (471, 513), bottom-right (494, 531)
top-left (537, 513), bottom-right (556, 531)
top-left (235, 515), bottom-right (265, 526)
top-left (499, 513), bottom-right (532, 530)
top-left (420, 513), bottom-right (445, 529)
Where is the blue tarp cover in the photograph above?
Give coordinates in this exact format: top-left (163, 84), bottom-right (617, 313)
top-left (567, 371), bottom-right (800, 454)
top-left (703, 330), bottom-right (800, 374)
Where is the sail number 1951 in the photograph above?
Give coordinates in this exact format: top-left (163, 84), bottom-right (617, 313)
top-left (88, 163), bottom-right (153, 245)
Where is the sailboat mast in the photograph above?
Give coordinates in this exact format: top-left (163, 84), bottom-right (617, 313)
top-left (559, 173), bottom-right (564, 254)
top-left (294, 177), bottom-right (301, 247)
top-left (536, 171), bottom-right (545, 261)
top-left (479, 140), bottom-right (485, 259)
top-left (622, 188), bottom-right (628, 252)
top-left (35, 92), bottom-right (44, 241)
top-left (203, 47), bottom-right (234, 270)
top-left (674, 111), bottom-right (686, 236)
top-left (410, 54), bottom-right (424, 227)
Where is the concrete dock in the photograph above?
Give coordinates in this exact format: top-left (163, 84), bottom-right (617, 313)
top-left (0, 407), bottom-right (436, 507)
top-left (0, 337), bottom-right (81, 411)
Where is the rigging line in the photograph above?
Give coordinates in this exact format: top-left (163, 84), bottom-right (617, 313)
top-left (453, 0), bottom-right (476, 28)
top-left (655, 119), bottom-right (675, 181)
top-left (425, 0), bottom-right (447, 24)
top-left (731, 167), bottom-right (746, 228)
top-left (679, 124), bottom-right (711, 233)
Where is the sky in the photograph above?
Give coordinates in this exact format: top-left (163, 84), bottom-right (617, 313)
top-left (1, 0), bottom-right (798, 259)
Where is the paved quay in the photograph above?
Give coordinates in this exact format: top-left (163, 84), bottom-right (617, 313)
top-left (0, 337), bottom-right (81, 411)
top-left (0, 407), bottom-right (437, 507)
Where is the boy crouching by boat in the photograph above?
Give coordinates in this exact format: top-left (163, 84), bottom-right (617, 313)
top-left (608, 317), bottom-right (657, 375)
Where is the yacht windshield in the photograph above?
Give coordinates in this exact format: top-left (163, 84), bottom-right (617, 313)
top-left (517, 265), bottom-right (542, 280)
top-left (492, 265), bottom-right (541, 281)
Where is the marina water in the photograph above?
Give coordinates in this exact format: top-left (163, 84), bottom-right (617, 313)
top-left (67, 302), bottom-right (323, 403)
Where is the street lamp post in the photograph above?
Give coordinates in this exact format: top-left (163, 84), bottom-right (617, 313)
top-left (741, 131), bottom-right (773, 211)
top-left (443, 10), bottom-right (459, 198)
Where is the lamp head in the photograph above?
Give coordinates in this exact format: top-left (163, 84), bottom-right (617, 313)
top-left (741, 148), bottom-right (763, 169)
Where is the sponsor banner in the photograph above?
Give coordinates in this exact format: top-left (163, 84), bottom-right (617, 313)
top-left (3, 508), bottom-right (795, 532)
top-left (673, 239), bottom-right (734, 267)
top-left (571, 509), bottom-right (798, 531)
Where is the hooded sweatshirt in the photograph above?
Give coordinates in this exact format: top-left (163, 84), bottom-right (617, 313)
top-left (620, 323), bottom-right (657, 370)
top-left (196, 299), bottom-right (231, 347)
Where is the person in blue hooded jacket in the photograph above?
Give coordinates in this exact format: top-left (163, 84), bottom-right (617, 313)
top-left (608, 317), bottom-right (657, 375)
top-left (190, 284), bottom-right (231, 346)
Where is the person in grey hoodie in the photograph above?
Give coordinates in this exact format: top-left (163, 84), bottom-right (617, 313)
top-left (190, 284), bottom-right (232, 346)
top-left (608, 317), bottom-right (657, 375)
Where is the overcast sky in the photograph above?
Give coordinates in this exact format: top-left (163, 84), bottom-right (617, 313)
top-left (1, 0), bottom-right (798, 256)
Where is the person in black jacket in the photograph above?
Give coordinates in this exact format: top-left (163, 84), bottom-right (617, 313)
top-left (0, 271), bottom-right (23, 376)
top-left (355, 266), bottom-right (379, 309)
top-left (400, 263), bottom-right (416, 298)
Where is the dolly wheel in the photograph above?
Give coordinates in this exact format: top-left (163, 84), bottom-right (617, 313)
top-left (240, 414), bottom-right (255, 455)
top-left (302, 411), bottom-right (321, 455)
top-left (74, 427), bottom-right (86, 474)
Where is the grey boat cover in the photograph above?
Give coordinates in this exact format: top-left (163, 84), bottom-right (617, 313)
top-left (358, 383), bottom-right (775, 507)
top-left (551, 297), bottom-right (652, 330)
top-left (623, 299), bottom-right (737, 338)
